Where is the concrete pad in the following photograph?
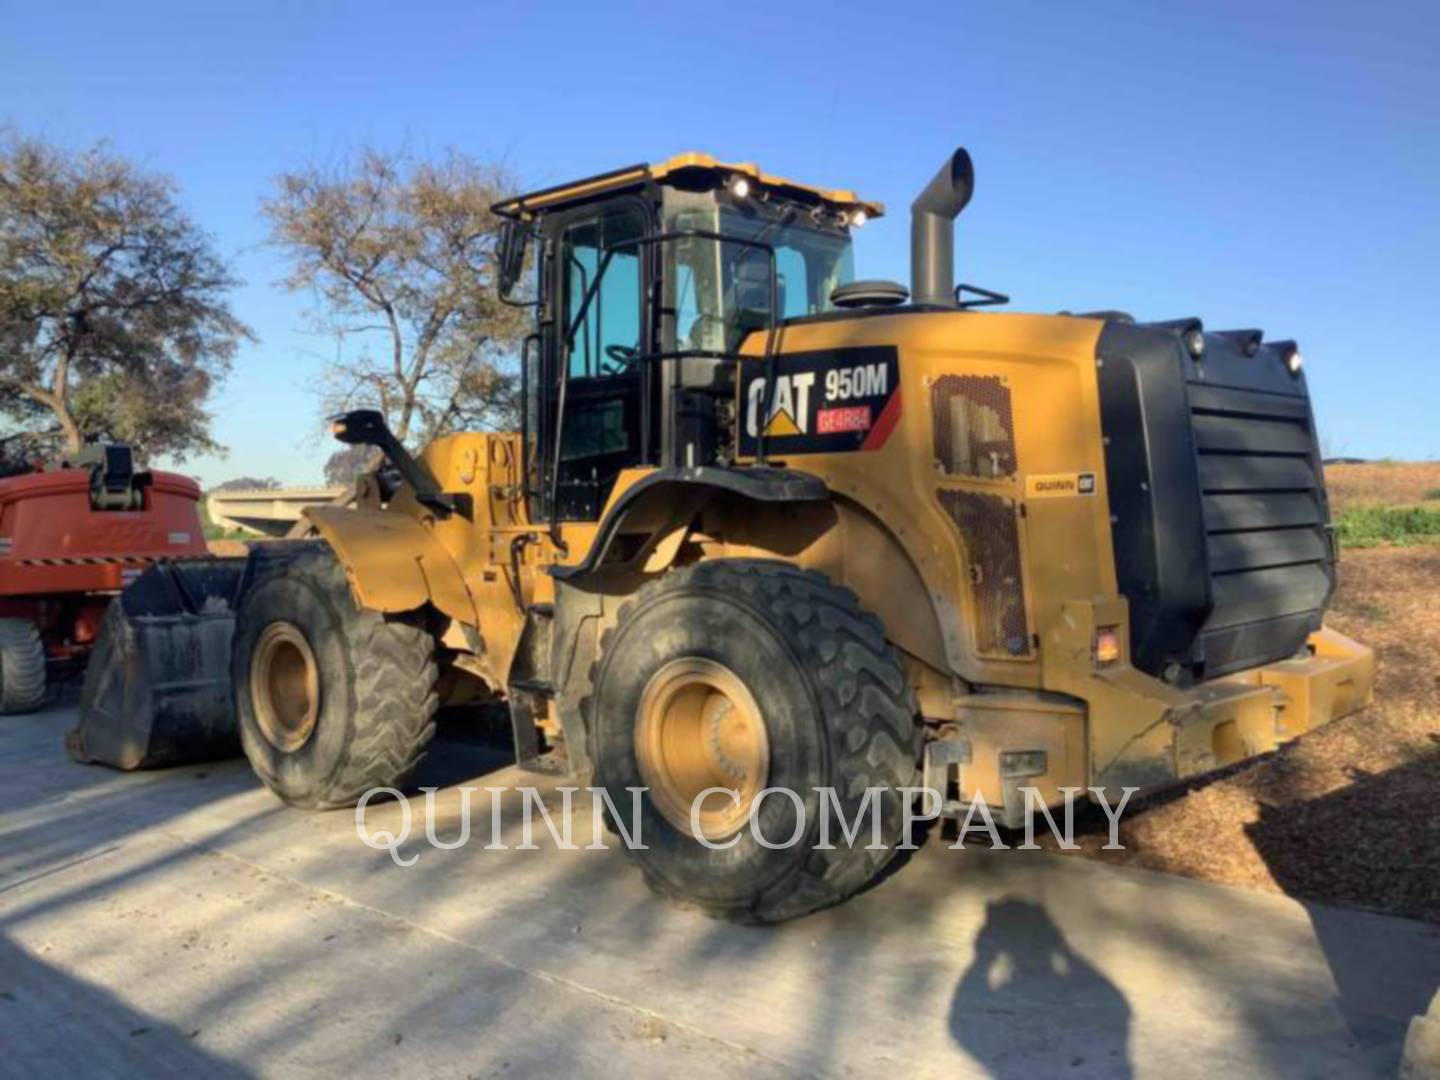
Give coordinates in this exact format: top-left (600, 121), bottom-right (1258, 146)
top-left (1, 703), bottom-right (1437, 1078)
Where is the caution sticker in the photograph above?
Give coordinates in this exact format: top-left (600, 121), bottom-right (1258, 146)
top-left (1025, 472), bottom-right (1096, 498)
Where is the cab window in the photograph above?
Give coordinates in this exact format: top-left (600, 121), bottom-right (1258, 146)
top-left (563, 211), bottom-right (644, 379)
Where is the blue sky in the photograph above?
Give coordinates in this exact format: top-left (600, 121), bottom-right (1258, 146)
top-left (3, 0), bottom-right (1436, 484)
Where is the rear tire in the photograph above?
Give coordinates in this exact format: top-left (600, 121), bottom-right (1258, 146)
top-left (233, 546), bottom-right (439, 809)
top-left (0, 618), bottom-right (46, 715)
top-left (586, 560), bottom-right (922, 924)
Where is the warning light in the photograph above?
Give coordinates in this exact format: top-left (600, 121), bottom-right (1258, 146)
top-left (1095, 626), bottom-right (1122, 665)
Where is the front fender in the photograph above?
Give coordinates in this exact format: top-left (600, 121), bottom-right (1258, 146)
top-left (305, 506), bottom-right (478, 626)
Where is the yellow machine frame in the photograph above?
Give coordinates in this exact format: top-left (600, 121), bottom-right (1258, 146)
top-left (307, 151), bottom-right (1374, 825)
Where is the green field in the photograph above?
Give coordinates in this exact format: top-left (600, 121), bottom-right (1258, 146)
top-left (1334, 504), bottom-right (1440, 548)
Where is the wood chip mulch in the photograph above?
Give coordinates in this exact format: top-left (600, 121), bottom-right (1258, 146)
top-left (1039, 545), bottom-right (1440, 924)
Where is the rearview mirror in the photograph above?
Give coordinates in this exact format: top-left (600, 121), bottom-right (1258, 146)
top-left (497, 220), bottom-right (530, 299)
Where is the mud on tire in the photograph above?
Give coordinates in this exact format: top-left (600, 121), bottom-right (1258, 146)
top-left (0, 617), bottom-right (46, 715)
top-left (233, 545), bottom-right (438, 809)
top-left (586, 559), bottom-right (923, 924)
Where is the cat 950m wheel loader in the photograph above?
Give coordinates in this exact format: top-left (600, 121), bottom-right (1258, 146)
top-left (77, 147), bottom-right (1373, 922)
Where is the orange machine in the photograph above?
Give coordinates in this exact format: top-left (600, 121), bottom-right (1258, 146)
top-left (0, 444), bottom-right (210, 712)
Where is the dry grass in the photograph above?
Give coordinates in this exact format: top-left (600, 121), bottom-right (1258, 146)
top-left (1325, 460), bottom-right (1440, 512)
top-left (1043, 475), bottom-right (1440, 923)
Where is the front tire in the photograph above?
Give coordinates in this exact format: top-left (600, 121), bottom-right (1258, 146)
top-left (233, 547), bottom-right (438, 809)
top-left (0, 618), bottom-right (46, 715)
top-left (587, 560), bottom-right (922, 923)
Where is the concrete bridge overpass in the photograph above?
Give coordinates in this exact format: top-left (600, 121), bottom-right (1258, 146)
top-left (206, 486), bottom-right (348, 537)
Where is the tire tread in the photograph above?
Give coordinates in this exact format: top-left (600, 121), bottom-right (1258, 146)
top-left (0, 617), bottom-right (46, 715)
top-left (237, 549), bottom-right (438, 809)
top-left (586, 559), bottom-right (922, 923)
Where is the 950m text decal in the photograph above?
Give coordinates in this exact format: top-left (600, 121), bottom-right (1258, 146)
top-left (740, 346), bottom-right (901, 455)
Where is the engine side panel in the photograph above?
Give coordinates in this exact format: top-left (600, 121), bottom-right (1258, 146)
top-left (734, 309), bottom-right (1113, 690)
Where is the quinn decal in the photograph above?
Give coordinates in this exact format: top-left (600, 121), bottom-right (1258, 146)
top-left (739, 346), bottom-right (901, 456)
top-left (1025, 472), bottom-right (1097, 498)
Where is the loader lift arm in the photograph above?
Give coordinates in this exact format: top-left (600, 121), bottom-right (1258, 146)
top-left (330, 409), bottom-right (466, 517)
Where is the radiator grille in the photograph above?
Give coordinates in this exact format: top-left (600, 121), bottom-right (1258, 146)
top-left (1096, 321), bottom-right (1335, 681)
top-left (1187, 382), bottom-right (1331, 676)
top-left (932, 375), bottom-right (1017, 478)
top-left (936, 489), bottom-right (1032, 657)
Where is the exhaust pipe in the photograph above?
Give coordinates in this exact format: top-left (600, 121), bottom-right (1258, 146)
top-left (910, 148), bottom-right (975, 307)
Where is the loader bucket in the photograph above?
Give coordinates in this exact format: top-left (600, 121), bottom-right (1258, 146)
top-left (68, 558), bottom-right (247, 770)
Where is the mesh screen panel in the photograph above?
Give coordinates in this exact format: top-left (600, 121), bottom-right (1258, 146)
top-left (931, 375), bottom-right (1017, 478)
top-left (936, 488), bottom-right (1032, 657)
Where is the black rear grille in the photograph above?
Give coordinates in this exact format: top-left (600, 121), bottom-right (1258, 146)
top-left (1096, 321), bottom-right (1334, 682)
top-left (1185, 378), bottom-right (1333, 676)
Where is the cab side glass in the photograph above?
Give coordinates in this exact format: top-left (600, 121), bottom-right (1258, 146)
top-left (562, 211), bottom-right (643, 378)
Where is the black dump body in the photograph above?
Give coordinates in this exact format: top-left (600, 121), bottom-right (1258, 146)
top-left (1096, 322), bottom-right (1334, 683)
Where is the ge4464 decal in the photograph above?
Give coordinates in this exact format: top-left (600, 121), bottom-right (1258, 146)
top-left (739, 346), bottom-right (901, 456)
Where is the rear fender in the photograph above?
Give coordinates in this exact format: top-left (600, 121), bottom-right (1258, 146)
top-left (550, 466), bottom-right (830, 581)
top-left (550, 467), bottom-right (953, 689)
top-left (306, 506), bottom-right (478, 625)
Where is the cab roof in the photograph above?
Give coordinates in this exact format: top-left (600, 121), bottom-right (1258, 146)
top-left (492, 151), bottom-right (885, 221)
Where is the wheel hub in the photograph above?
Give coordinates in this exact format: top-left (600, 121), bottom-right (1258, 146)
top-left (250, 621), bottom-right (320, 753)
top-left (634, 657), bottom-right (770, 841)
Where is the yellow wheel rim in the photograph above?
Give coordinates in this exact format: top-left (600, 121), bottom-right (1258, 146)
top-left (634, 658), bottom-right (770, 841)
top-left (250, 621), bottom-right (320, 753)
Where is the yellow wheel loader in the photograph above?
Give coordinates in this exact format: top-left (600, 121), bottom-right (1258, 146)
top-left (76, 147), bottom-right (1374, 923)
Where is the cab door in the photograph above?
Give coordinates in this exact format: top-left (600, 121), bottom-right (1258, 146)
top-left (539, 199), bottom-right (652, 522)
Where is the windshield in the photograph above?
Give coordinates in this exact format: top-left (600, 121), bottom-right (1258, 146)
top-left (662, 192), bottom-right (855, 354)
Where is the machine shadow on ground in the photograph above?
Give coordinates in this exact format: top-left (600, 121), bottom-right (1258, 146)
top-left (0, 935), bottom-right (253, 1078)
top-left (1244, 744), bottom-right (1440, 1070)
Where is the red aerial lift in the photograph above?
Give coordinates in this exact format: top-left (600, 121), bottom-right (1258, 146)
top-left (0, 442), bottom-right (210, 712)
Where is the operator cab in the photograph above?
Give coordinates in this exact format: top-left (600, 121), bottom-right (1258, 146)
top-left (493, 154), bottom-right (882, 524)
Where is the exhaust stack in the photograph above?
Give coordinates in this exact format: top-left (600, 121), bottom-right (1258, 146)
top-left (910, 148), bottom-right (975, 307)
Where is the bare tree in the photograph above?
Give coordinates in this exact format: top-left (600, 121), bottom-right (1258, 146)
top-left (322, 443), bottom-right (376, 487)
top-left (263, 146), bottom-right (527, 448)
top-left (0, 131), bottom-right (250, 459)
